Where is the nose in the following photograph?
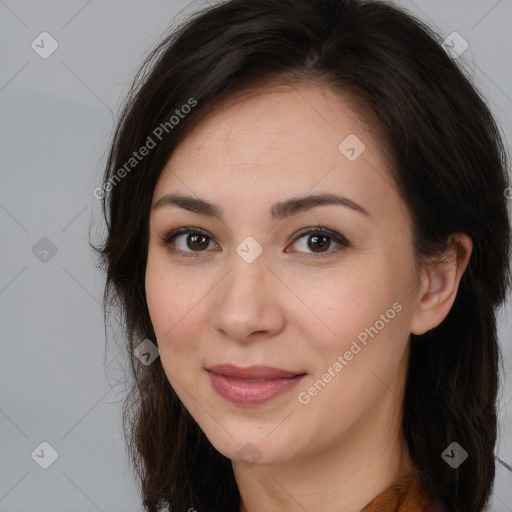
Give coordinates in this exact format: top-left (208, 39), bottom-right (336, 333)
top-left (210, 254), bottom-right (286, 343)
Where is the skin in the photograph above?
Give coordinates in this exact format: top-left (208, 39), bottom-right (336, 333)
top-left (145, 81), bottom-right (472, 512)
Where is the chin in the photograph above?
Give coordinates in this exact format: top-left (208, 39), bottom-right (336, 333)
top-left (201, 426), bottom-right (296, 466)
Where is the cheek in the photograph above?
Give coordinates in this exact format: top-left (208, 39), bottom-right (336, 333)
top-left (145, 257), bottom-right (206, 357)
top-left (145, 278), bottom-right (207, 392)
top-left (302, 254), bottom-right (414, 361)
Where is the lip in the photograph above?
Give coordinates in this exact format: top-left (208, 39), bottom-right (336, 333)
top-left (206, 364), bottom-right (307, 405)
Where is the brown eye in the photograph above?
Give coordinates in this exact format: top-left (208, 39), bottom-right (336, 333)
top-left (306, 234), bottom-right (331, 252)
top-left (185, 233), bottom-right (210, 251)
top-left (162, 228), bottom-right (216, 254)
top-left (287, 227), bottom-right (349, 257)
top-left (161, 226), bottom-right (349, 258)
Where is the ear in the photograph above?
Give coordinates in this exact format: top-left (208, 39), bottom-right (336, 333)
top-left (410, 233), bottom-right (473, 335)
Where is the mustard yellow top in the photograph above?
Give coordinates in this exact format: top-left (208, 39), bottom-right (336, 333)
top-left (360, 470), bottom-right (439, 511)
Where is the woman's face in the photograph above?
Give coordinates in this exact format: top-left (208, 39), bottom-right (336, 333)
top-left (145, 83), bottom-right (423, 467)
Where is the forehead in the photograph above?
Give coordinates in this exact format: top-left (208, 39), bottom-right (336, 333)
top-left (174, 83), bottom-right (372, 160)
top-left (153, 82), bottom-right (399, 219)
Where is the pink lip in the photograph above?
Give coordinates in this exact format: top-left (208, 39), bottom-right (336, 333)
top-left (206, 364), bottom-right (307, 405)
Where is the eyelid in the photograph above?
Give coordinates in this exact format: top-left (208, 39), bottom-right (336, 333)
top-left (161, 226), bottom-right (211, 245)
top-left (160, 225), bottom-right (350, 257)
top-left (289, 226), bottom-right (349, 246)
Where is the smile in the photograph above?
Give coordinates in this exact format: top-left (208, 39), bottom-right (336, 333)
top-left (206, 364), bottom-right (307, 405)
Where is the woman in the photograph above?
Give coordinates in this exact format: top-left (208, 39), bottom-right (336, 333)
top-left (93, 0), bottom-right (511, 510)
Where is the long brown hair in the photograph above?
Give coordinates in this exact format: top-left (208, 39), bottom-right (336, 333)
top-left (92, 1), bottom-right (511, 510)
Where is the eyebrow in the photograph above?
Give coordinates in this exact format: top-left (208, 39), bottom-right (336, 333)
top-left (152, 192), bottom-right (370, 222)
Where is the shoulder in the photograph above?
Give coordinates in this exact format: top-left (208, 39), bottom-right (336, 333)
top-left (360, 470), bottom-right (445, 512)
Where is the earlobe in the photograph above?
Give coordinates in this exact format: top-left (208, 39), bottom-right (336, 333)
top-left (410, 234), bottom-right (473, 336)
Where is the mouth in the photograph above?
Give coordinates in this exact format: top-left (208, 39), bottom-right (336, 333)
top-left (206, 364), bottom-right (307, 405)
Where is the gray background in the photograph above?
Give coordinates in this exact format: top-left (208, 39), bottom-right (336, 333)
top-left (1, 0), bottom-right (511, 511)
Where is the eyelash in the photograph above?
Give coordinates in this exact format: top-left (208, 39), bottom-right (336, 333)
top-left (160, 226), bottom-right (350, 259)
